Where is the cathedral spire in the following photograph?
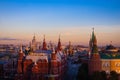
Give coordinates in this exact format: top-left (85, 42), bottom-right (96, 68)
top-left (20, 44), bottom-right (23, 53)
top-left (42, 35), bottom-right (47, 50)
top-left (57, 34), bottom-right (62, 51)
top-left (18, 44), bottom-right (24, 60)
top-left (32, 33), bottom-right (36, 44)
top-left (43, 34), bottom-right (45, 42)
top-left (31, 33), bottom-right (37, 51)
top-left (59, 34), bottom-right (60, 41)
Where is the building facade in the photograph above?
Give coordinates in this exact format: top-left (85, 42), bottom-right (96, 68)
top-left (16, 35), bottom-right (67, 80)
top-left (88, 28), bottom-right (120, 75)
top-left (100, 44), bottom-right (120, 74)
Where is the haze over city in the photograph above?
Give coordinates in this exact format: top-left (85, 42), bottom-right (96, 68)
top-left (0, 0), bottom-right (120, 46)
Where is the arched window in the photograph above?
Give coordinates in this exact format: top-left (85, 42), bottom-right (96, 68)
top-left (103, 62), bottom-right (109, 67)
top-left (115, 62), bottom-right (120, 67)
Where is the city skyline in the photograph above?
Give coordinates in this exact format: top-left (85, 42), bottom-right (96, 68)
top-left (0, 0), bottom-right (120, 46)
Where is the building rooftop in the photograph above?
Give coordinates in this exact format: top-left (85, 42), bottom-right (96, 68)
top-left (106, 44), bottom-right (116, 50)
top-left (100, 53), bottom-right (120, 59)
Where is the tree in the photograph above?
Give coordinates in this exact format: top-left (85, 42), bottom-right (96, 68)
top-left (77, 63), bottom-right (88, 80)
top-left (91, 71), bottom-right (102, 80)
top-left (109, 71), bottom-right (118, 80)
top-left (101, 71), bottom-right (107, 80)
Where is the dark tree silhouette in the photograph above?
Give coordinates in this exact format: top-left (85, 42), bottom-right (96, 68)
top-left (77, 63), bottom-right (88, 80)
top-left (91, 71), bottom-right (102, 80)
top-left (109, 71), bottom-right (118, 80)
top-left (101, 71), bottom-right (107, 80)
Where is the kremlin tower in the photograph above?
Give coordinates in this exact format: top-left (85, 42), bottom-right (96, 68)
top-left (88, 28), bottom-right (102, 75)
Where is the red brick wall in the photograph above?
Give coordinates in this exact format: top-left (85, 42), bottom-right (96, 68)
top-left (88, 54), bottom-right (102, 75)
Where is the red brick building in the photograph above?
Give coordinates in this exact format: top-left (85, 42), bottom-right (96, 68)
top-left (16, 36), bottom-right (67, 80)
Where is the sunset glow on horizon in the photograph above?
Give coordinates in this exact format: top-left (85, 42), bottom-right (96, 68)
top-left (0, 0), bottom-right (120, 46)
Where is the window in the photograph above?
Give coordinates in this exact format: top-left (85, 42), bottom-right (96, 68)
top-left (115, 62), bottom-right (120, 67)
top-left (103, 62), bottom-right (109, 67)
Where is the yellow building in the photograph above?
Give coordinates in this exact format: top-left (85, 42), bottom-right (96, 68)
top-left (100, 44), bottom-right (120, 74)
top-left (101, 59), bottom-right (120, 74)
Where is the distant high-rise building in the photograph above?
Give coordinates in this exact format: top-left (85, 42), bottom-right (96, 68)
top-left (31, 34), bottom-right (37, 51)
top-left (57, 35), bottom-right (62, 51)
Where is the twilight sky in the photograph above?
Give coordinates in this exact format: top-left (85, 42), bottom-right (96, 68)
top-left (0, 0), bottom-right (120, 46)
